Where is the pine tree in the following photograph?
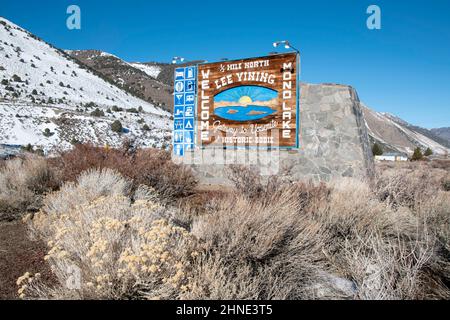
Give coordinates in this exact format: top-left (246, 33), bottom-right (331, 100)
top-left (12, 74), bottom-right (22, 82)
top-left (43, 128), bottom-right (53, 137)
top-left (424, 148), bottom-right (433, 156)
top-left (21, 143), bottom-right (33, 152)
top-left (411, 147), bottom-right (423, 161)
top-left (90, 108), bottom-right (105, 117)
top-left (111, 120), bottom-right (123, 133)
top-left (372, 143), bottom-right (383, 156)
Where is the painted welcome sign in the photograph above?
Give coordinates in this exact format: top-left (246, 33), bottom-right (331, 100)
top-left (197, 53), bottom-right (299, 149)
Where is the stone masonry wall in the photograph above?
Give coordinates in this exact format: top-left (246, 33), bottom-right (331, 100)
top-left (179, 83), bottom-right (375, 185)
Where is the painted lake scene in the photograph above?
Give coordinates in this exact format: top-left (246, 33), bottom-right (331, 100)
top-left (213, 85), bottom-right (278, 122)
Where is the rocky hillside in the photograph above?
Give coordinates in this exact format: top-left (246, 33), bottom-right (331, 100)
top-left (146, 60), bottom-right (205, 86)
top-left (68, 52), bottom-right (206, 107)
top-left (67, 50), bottom-right (174, 112)
top-left (431, 127), bottom-right (450, 144)
top-left (362, 104), bottom-right (449, 156)
top-left (0, 17), bottom-right (172, 152)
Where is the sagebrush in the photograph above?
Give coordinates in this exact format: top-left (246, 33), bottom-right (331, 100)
top-left (0, 156), bottom-right (58, 219)
top-left (22, 169), bottom-right (198, 299)
top-left (10, 149), bottom-right (450, 300)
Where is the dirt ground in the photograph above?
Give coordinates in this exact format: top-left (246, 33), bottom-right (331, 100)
top-left (0, 219), bottom-right (53, 299)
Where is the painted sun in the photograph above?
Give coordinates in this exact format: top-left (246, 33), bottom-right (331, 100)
top-left (238, 95), bottom-right (252, 105)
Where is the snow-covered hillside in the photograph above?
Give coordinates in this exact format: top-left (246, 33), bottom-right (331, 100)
top-left (362, 104), bottom-right (449, 156)
top-left (0, 17), bottom-right (172, 152)
top-left (129, 63), bottom-right (161, 79)
top-left (0, 100), bottom-right (172, 151)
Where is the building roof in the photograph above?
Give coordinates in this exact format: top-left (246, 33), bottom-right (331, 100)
top-left (382, 152), bottom-right (407, 157)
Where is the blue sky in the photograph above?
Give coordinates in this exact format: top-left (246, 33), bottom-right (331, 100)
top-left (1, 0), bottom-right (449, 128)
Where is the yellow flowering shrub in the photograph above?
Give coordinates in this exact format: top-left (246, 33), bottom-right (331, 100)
top-left (21, 169), bottom-right (197, 300)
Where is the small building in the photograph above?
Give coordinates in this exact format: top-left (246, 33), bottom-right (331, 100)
top-left (375, 152), bottom-right (408, 162)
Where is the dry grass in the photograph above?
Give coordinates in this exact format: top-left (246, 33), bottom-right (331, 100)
top-left (3, 147), bottom-right (449, 300)
top-left (183, 169), bottom-right (450, 300)
top-left (160, 163), bottom-right (446, 300)
top-left (430, 159), bottom-right (450, 171)
top-left (315, 179), bottom-right (440, 299)
top-left (0, 156), bottom-right (59, 219)
top-left (187, 191), bottom-right (327, 299)
top-left (375, 161), bottom-right (448, 209)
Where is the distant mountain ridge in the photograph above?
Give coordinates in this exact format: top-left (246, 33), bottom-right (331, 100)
top-left (396, 121), bottom-right (450, 150)
top-left (145, 60), bottom-right (205, 87)
top-left (67, 50), bottom-right (174, 112)
top-left (362, 105), bottom-right (449, 156)
top-left (431, 127), bottom-right (450, 143)
top-left (67, 50), bottom-right (206, 112)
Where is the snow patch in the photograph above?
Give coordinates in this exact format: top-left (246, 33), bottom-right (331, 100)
top-left (129, 63), bottom-right (161, 78)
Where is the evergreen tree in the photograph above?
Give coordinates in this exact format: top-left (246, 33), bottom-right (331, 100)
top-left (424, 148), bottom-right (433, 156)
top-left (111, 120), bottom-right (123, 133)
top-left (411, 147), bottom-right (423, 161)
top-left (90, 108), bottom-right (105, 117)
top-left (372, 143), bottom-right (383, 156)
top-left (127, 108), bottom-right (139, 114)
top-left (43, 128), bottom-right (53, 137)
top-left (21, 143), bottom-right (33, 153)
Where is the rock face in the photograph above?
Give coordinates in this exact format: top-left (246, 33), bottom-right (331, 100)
top-left (179, 83), bottom-right (375, 184)
top-left (431, 127), bottom-right (450, 143)
top-left (362, 105), bottom-right (450, 156)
